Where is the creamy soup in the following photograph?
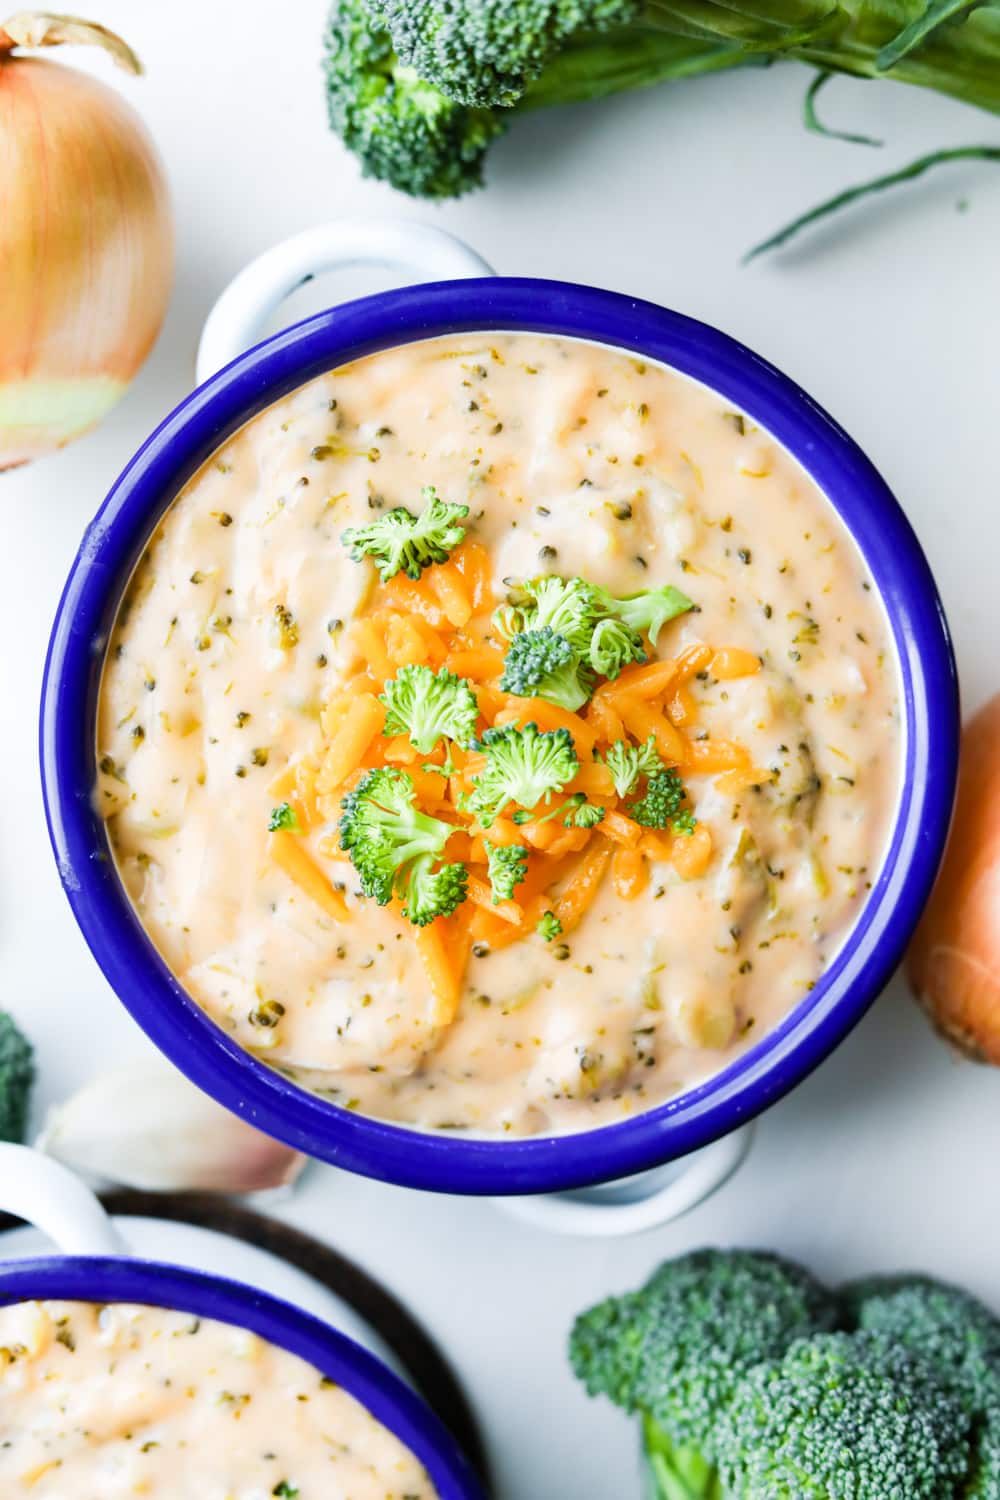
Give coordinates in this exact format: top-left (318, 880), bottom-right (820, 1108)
top-left (97, 333), bottom-right (901, 1136)
top-left (0, 1299), bottom-right (437, 1496)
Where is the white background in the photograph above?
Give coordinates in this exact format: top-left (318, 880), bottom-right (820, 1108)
top-left (2, 2), bottom-right (998, 1494)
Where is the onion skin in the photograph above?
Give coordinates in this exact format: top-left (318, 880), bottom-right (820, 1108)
top-left (0, 36), bottom-right (173, 469)
top-left (908, 692), bottom-right (1000, 1062)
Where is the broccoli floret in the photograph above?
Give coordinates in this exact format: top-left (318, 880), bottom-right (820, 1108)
top-left (537, 910), bottom-right (562, 941)
top-left (468, 722), bottom-right (579, 827)
top-left (843, 1274), bottom-right (1000, 1418)
top-left (629, 768), bottom-right (687, 827)
top-left (495, 575), bottom-right (603, 654)
top-left (268, 802), bottom-right (300, 832)
top-left (968, 1403), bottom-right (1000, 1498)
top-left (588, 614), bottom-right (647, 679)
top-left (380, 664), bottom-right (479, 753)
top-left (564, 797), bottom-right (604, 828)
top-left (595, 581), bottom-right (694, 647)
top-left (570, 1249), bottom-right (839, 1458)
top-left (499, 626), bottom-right (594, 710)
top-left (672, 808), bottom-right (697, 836)
top-left (486, 842), bottom-right (529, 903)
top-left (324, 0), bottom-right (507, 197)
top-left (715, 1332), bottom-right (972, 1500)
top-left (340, 485), bottom-right (468, 581)
top-left (339, 766), bottom-right (467, 923)
top-left (0, 1012), bottom-right (34, 1144)
top-left (604, 734), bottom-right (662, 797)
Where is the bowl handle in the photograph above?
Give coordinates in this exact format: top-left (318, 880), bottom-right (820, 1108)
top-left (497, 1124), bottom-right (754, 1238)
top-left (195, 218), bottom-right (495, 385)
top-left (0, 1143), bottom-right (124, 1256)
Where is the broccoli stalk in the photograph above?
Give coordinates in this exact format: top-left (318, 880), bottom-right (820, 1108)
top-left (499, 626), bottom-right (595, 711)
top-left (339, 767), bottom-right (468, 924)
top-left (486, 841), bottom-right (529, 903)
top-left (594, 581), bottom-right (693, 647)
top-left (469, 721), bottom-right (579, 827)
top-left (0, 1012), bottom-right (34, 1144)
top-left (380, 665), bottom-right (480, 753)
top-left (341, 485), bottom-right (468, 580)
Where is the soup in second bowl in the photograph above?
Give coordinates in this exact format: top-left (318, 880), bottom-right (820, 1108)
top-left (96, 332), bottom-right (901, 1136)
top-left (0, 1298), bottom-right (438, 1496)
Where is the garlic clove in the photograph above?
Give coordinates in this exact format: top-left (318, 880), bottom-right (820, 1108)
top-left (36, 1061), bottom-right (306, 1194)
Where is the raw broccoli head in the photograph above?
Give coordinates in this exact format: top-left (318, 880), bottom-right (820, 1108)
top-left (0, 1012), bottom-right (34, 1144)
top-left (366, 0), bottom-right (645, 107)
top-left (629, 767), bottom-right (686, 827)
top-left (499, 626), bottom-right (595, 710)
top-left (469, 721), bottom-right (579, 826)
top-left (715, 1331), bottom-right (972, 1500)
top-left (341, 486), bottom-right (469, 581)
top-left (604, 734), bottom-right (662, 797)
top-left (843, 1273), bottom-right (1000, 1418)
top-left (486, 841), bottom-right (529, 903)
top-left (324, 0), bottom-right (507, 197)
top-left (338, 766), bottom-right (467, 923)
top-left (380, 664), bottom-right (480, 753)
top-left (570, 1249), bottom-right (839, 1455)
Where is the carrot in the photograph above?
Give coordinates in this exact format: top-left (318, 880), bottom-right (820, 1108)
top-left (416, 918), bottom-right (463, 1026)
top-left (709, 647), bottom-right (761, 681)
top-left (428, 559), bottom-right (473, 627)
top-left (617, 696), bottom-right (688, 765)
top-left (672, 824), bottom-right (713, 879)
top-left (382, 611), bottom-right (430, 668)
top-left (598, 658), bottom-right (677, 701)
top-left (379, 573), bottom-right (448, 628)
top-left (673, 643), bottom-right (713, 682)
top-left (316, 693), bottom-right (385, 793)
top-left (600, 809), bottom-right (644, 848)
top-left (465, 874), bottom-right (524, 926)
top-left (685, 738), bottom-right (751, 773)
top-left (267, 831), bottom-right (349, 921)
top-left (553, 843), bottom-right (612, 934)
top-left (666, 684), bottom-right (698, 726)
top-left (382, 734), bottom-right (421, 765)
top-left (586, 693), bottom-right (625, 745)
top-left (445, 646), bottom-right (505, 680)
top-left (639, 830), bottom-right (675, 861)
top-left (349, 617), bottom-right (392, 685)
top-left (612, 847), bottom-right (648, 901)
top-left (452, 539), bottom-right (492, 607)
top-left (493, 697), bottom-right (597, 758)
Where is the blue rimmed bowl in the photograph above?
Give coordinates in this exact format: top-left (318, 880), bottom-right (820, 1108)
top-left (40, 265), bottom-right (959, 1199)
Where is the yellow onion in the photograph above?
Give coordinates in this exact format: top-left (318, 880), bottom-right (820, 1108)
top-left (0, 12), bottom-right (173, 470)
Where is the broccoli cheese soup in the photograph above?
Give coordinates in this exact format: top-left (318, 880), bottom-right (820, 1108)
top-left (0, 1299), bottom-right (438, 1497)
top-left (97, 332), bottom-right (901, 1136)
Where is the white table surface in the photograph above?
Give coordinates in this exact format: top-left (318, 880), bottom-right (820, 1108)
top-left (3, 4), bottom-right (998, 1494)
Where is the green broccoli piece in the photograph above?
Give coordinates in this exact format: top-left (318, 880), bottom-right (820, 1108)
top-left (537, 910), bottom-right (562, 941)
top-left (380, 664), bottom-right (479, 753)
top-left (339, 766), bottom-right (467, 924)
top-left (571, 1250), bottom-right (839, 1458)
top-left (324, 0), bottom-right (507, 198)
top-left (842, 1274), bottom-right (1000, 1419)
top-left (564, 797), bottom-right (604, 828)
top-left (604, 734), bottom-right (662, 797)
top-left (499, 626), bottom-right (595, 711)
top-left (268, 802), bottom-right (300, 832)
top-left (340, 485), bottom-right (468, 581)
top-left (486, 842), bottom-right (529, 903)
top-left (672, 808), bottom-right (697, 836)
top-left (715, 1332), bottom-right (972, 1500)
top-left (629, 767), bottom-right (687, 828)
top-left (595, 581), bottom-right (694, 647)
top-left (468, 722), bottom-right (579, 827)
top-left (495, 574), bottom-right (604, 655)
top-left (588, 614), bottom-right (647, 679)
top-left (0, 1012), bottom-right (34, 1144)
